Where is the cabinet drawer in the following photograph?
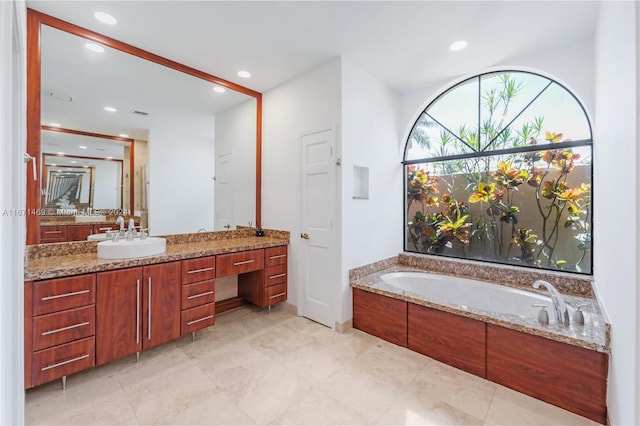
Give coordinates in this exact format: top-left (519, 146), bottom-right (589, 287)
top-left (216, 249), bottom-right (264, 277)
top-left (40, 226), bottom-right (67, 243)
top-left (264, 265), bottom-right (287, 287)
top-left (181, 303), bottom-right (215, 335)
top-left (93, 224), bottom-right (115, 233)
top-left (265, 245), bottom-right (287, 267)
top-left (31, 337), bottom-right (95, 387)
top-left (181, 256), bottom-right (216, 284)
top-left (33, 305), bottom-right (95, 351)
top-left (33, 274), bottom-right (96, 316)
top-left (265, 283), bottom-right (287, 306)
top-left (182, 280), bottom-right (215, 310)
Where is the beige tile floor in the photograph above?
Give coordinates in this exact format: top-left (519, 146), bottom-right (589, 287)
top-left (26, 304), bottom-right (600, 425)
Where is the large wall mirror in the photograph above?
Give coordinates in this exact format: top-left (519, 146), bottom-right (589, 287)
top-left (26, 9), bottom-right (262, 244)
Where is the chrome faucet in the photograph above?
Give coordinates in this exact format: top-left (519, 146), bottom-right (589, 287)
top-left (532, 280), bottom-right (570, 325)
top-left (116, 215), bottom-right (125, 235)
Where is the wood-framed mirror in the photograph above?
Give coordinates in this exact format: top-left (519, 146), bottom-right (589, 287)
top-left (26, 9), bottom-right (262, 244)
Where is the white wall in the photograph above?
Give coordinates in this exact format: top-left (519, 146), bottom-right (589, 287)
top-left (339, 58), bottom-right (402, 323)
top-left (0, 0), bottom-right (25, 424)
top-left (215, 98), bottom-right (257, 228)
top-left (148, 128), bottom-right (215, 235)
top-left (262, 58), bottom-right (341, 309)
top-left (593, 2), bottom-right (639, 425)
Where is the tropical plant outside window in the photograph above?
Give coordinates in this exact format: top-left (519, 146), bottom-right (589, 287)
top-left (404, 71), bottom-right (592, 274)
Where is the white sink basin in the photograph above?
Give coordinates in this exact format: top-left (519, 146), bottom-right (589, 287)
top-left (75, 215), bottom-right (107, 223)
top-left (88, 233), bottom-right (109, 241)
top-left (97, 237), bottom-right (166, 259)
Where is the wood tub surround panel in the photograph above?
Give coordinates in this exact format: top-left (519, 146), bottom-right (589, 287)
top-left (352, 288), bottom-right (609, 424)
top-left (408, 303), bottom-right (486, 378)
top-left (353, 288), bottom-right (407, 347)
top-left (486, 325), bottom-right (608, 424)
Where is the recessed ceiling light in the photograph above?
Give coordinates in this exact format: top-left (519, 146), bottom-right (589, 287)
top-left (213, 86), bottom-right (226, 93)
top-left (119, 133), bottom-right (129, 138)
top-left (237, 70), bottom-right (251, 78)
top-left (49, 122), bottom-right (61, 127)
top-left (85, 42), bottom-right (105, 53)
top-left (449, 40), bottom-right (468, 52)
top-left (57, 152), bottom-right (64, 155)
top-left (104, 106), bottom-right (117, 112)
top-left (106, 156), bottom-right (113, 159)
top-left (94, 11), bottom-right (117, 25)
top-left (79, 145), bottom-right (87, 149)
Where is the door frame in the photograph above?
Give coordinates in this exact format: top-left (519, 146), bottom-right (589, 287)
top-left (297, 124), bottom-right (340, 329)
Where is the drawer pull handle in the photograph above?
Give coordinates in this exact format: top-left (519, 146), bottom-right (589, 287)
top-left (269, 292), bottom-right (286, 299)
top-left (97, 227), bottom-right (113, 231)
top-left (187, 291), bottom-right (214, 300)
top-left (269, 254), bottom-right (286, 260)
top-left (269, 273), bottom-right (287, 280)
top-left (42, 321), bottom-right (90, 336)
top-left (44, 230), bottom-right (63, 234)
top-left (42, 289), bottom-right (90, 301)
top-left (187, 315), bottom-right (214, 326)
top-left (187, 267), bottom-right (214, 274)
top-left (41, 354), bottom-right (89, 371)
top-left (233, 259), bottom-right (254, 266)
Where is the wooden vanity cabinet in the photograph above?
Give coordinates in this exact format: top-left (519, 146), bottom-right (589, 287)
top-left (96, 261), bottom-right (181, 365)
top-left (180, 256), bottom-right (216, 335)
top-left (238, 246), bottom-right (288, 308)
top-left (26, 274), bottom-right (96, 388)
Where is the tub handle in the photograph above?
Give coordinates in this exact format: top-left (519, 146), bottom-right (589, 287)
top-left (532, 304), bottom-right (549, 325)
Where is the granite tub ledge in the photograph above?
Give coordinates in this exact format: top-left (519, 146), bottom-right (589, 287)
top-left (25, 228), bottom-right (289, 281)
top-left (350, 264), bottom-right (610, 354)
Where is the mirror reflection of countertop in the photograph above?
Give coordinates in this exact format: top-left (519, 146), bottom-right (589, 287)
top-left (25, 228), bottom-right (289, 281)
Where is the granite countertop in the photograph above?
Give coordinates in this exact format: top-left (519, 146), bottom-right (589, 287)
top-left (351, 264), bottom-right (610, 354)
top-left (25, 229), bottom-right (289, 281)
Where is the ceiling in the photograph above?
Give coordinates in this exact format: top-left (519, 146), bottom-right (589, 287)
top-left (27, 1), bottom-right (600, 95)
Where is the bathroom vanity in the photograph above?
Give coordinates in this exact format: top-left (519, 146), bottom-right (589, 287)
top-left (24, 229), bottom-right (289, 389)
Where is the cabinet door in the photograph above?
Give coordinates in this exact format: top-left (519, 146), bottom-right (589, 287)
top-left (66, 225), bottom-right (93, 241)
top-left (96, 267), bottom-right (143, 365)
top-left (143, 262), bottom-right (181, 349)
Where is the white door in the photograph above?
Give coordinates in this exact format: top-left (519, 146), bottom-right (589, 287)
top-left (299, 128), bottom-right (336, 328)
top-left (215, 152), bottom-right (232, 231)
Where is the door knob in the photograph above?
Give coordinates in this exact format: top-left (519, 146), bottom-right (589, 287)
top-left (300, 233), bottom-right (310, 240)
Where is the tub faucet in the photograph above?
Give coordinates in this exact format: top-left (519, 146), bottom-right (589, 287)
top-left (532, 280), bottom-right (570, 325)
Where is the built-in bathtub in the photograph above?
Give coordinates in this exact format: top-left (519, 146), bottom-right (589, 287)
top-left (351, 264), bottom-right (609, 424)
top-left (380, 271), bottom-right (575, 324)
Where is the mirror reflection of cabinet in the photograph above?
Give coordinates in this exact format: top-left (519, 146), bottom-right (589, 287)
top-left (26, 9), bottom-right (262, 244)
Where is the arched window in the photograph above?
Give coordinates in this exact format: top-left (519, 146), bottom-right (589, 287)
top-left (404, 71), bottom-right (592, 274)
